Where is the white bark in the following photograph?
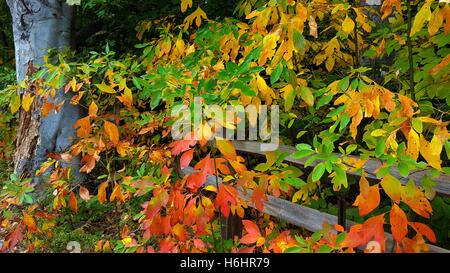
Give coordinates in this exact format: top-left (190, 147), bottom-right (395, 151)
top-left (7, 0), bottom-right (83, 182)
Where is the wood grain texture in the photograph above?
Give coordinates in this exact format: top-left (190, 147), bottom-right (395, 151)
top-left (183, 164), bottom-right (450, 253)
top-left (232, 141), bottom-right (450, 196)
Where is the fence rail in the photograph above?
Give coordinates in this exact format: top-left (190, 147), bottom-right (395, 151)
top-left (183, 140), bottom-right (450, 253)
top-left (232, 141), bottom-right (450, 197)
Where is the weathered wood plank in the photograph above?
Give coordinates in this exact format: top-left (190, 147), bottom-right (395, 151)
top-left (232, 141), bottom-right (450, 197)
top-left (183, 167), bottom-right (450, 253)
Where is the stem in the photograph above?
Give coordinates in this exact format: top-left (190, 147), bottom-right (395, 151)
top-left (212, 148), bottom-right (225, 253)
top-left (406, 0), bottom-right (415, 100)
top-left (352, 1), bottom-right (360, 68)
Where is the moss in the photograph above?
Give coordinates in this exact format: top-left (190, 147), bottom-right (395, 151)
top-left (47, 226), bottom-right (103, 253)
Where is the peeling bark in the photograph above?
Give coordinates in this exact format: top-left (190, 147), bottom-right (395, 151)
top-left (7, 0), bottom-right (83, 183)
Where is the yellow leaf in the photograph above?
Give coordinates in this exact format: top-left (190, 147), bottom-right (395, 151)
top-left (430, 54), bottom-right (450, 76)
top-left (258, 33), bottom-right (279, 66)
top-left (10, 93), bottom-right (21, 114)
top-left (420, 134), bottom-right (442, 170)
top-left (371, 129), bottom-right (386, 137)
top-left (22, 93), bottom-right (34, 112)
top-left (203, 185), bottom-right (217, 193)
top-left (96, 83), bottom-right (116, 94)
top-left (411, 0), bottom-right (432, 36)
top-left (104, 121), bottom-right (120, 145)
top-left (407, 129), bottom-right (420, 160)
top-left (180, 0), bottom-right (193, 13)
top-left (183, 7), bottom-right (208, 29)
top-left (428, 8), bottom-right (443, 36)
top-left (380, 174), bottom-right (402, 204)
top-left (342, 16), bottom-right (355, 34)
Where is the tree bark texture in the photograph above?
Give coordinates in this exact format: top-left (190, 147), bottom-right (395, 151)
top-left (7, 0), bottom-right (83, 182)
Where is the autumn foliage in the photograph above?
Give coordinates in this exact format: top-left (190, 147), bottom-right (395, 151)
top-left (1, 0), bottom-right (450, 253)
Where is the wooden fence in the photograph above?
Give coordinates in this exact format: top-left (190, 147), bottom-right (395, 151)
top-left (183, 140), bottom-right (450, 253)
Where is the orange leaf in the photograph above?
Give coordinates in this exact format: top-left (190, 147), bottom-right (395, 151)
top-left (89, 101), bottom-right (98, 118)
top-left (334, 224), bottom-right (345, 233)
top-left (69, 191), bottom-right (78, 214)
top-left (23, 212), bottom-right (37, 232)
top-left (409, 222), bottom-right (436, 244)
top-left (353, 184), bottom-right (380, 216)
top-left (79, 186), bottom-right (91, 201)
top-left (104, 121), bottom-right (119, 145)
top-left (98, 182), bottom-right (108, 204)
top-left (42, 101), bottom-right (54, 117)
top-left (80, 155), bottom-right (98, 173)
top-left (110, 183), bottom-right (125, 203)
top-left (117, 88), bottom-right (133, 109)
top-left (430, 54), bottom-right (450, 76)
top-left (390, 204), bottom-right (408, 243)
top-left (73, 117), bottom-right (91, 138)
top-left (216, 139), bottom-right (237, 160)
top-left (172, 223), bottom-right (187, 241)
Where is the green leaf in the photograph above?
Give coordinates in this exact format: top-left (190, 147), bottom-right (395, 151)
top-left (285, 177), bottom-right (306, 188)
top-left (298, 85), bottom-right (314, 107)
top-left (311, 163), bottom-right (326, 182)
top-left (398, 161), bottom-right (410, 177)
top-left (317, 245), bottom-right (333, 253)
top-left (412, 118), bottom-right (423, 134)
top-left (132, 77), bottom-right (142, 90)
top-left (270, 64), bottom-right (283, 85)
top-left (291, 150), bottom-right (315, 159)
top-left (346, 144), bottom-right (357, 154)
top-left (151, 92), bottom-right (162, 109)
top-left (375, 141), bottom-right (385, 158)
top-left (338, 76), bottom-right (350, 92)
top-left (293, 30), bottom-right (306, 53)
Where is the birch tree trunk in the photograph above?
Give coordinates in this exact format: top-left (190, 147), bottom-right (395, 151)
top-left (6, 0), bottom-right (83, 183)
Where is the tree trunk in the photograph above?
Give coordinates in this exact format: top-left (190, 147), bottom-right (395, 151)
top-left (7, 0), bottom-right (83, 183)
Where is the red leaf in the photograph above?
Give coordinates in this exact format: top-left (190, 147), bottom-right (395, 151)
top-left (180, 149), bottom-right (194, 169)
top-left (242, 220), bottom-right (261, 235)
top-left (214, 184), bottom-right (238, 218)
top-left (240, 220), bottom-right (262, 245)
top-left (251, 187), bottom-right (267, 212)
top-left (240, 233), bottom-right (260, 245)
top-left (169, 137), bottom-right (197, 156)
top-left (3, 225), bottom-right (23, 251)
